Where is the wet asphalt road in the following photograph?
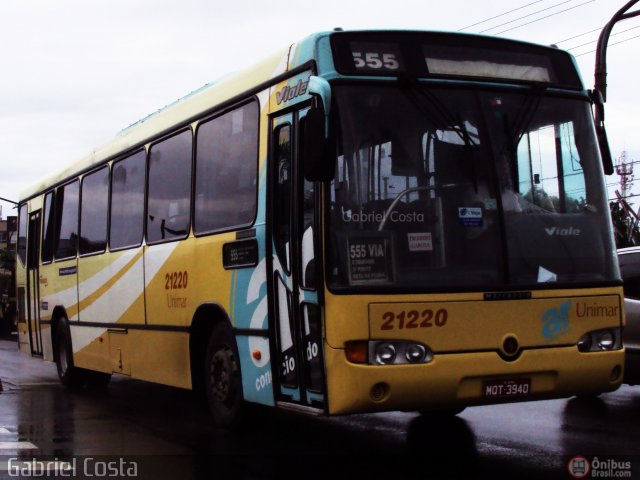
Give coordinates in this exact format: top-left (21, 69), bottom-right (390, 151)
top-left (0, 337), bottom-right (639, 480)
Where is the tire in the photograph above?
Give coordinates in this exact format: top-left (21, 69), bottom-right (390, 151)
top-left (55, 317), bottom-right (85, 389)
top-left (204, 324), bottom-right (244, 428)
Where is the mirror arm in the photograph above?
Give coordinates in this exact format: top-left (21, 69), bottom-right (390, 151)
top-left (308, 76), bottom-right (331, 137)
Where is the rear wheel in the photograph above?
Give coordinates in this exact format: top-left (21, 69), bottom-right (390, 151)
top-left (204, 324), bottom-right (244, 427)
top-left (55, 317), bottom-right (85, 389)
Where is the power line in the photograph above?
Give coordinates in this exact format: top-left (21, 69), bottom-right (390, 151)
top-left (479, 0), bottom-right (576, 33)
top-left (575, 32), bottom-right (640, 56)
top-left (491, 0), bottom-right (596, 35)
top-left (458, 0), bottom-right (545, 31)
top-left (554, 27), bottom-right (602, 44)
top-left (565, 24), bottom-right (640, 50)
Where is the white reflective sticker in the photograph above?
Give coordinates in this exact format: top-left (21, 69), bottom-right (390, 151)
top-left (537, 266), bottom-right (558, 283)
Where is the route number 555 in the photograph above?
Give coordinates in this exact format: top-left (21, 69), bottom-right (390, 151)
top-left (352, 52), bottom-right (400, 70)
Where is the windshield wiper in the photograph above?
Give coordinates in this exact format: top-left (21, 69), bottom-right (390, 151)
top-left (501, 86), bottom-right (547, 160)
top-left (398, 78), bottom-right (479, 149)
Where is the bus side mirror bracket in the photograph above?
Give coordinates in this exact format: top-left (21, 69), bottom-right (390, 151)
top-left (589, 89), bottom-right (614, 175)
top-left (303, 76), bottom-right (334, 182)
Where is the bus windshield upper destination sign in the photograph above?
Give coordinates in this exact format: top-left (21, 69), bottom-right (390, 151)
top-left (349, 42), bottom-right (404, 73)
top-left (331, 32), bottom-right (581, 88)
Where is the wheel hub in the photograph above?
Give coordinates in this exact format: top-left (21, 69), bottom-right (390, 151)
top-left (210, 346), bottom-right (236, 404)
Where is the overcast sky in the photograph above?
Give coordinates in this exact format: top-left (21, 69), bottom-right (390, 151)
top-left (1, 0), bottom-right (639, 219)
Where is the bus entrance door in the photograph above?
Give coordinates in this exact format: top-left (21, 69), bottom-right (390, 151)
top-left (26, 211), bottom-right (43, 356)
top-left (269, 108), bottom-right (326, 410)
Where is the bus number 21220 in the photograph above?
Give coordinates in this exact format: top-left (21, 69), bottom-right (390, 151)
top-left (381, 309), bottom-right (448, 330)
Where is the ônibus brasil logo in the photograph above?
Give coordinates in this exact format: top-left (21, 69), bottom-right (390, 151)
top-left (567, 456), bottom-right (591, 478)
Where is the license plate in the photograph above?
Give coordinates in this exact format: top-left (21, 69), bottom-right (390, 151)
top-left (483, 378), bottom-right (531, 398)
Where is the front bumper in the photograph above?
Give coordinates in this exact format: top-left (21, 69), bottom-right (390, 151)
top-left (325, 343), bottom-right (624, 415)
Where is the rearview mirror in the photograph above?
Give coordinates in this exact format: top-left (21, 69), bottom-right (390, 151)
top-left (303, 100), bottom-right (333, 181)
top-left (303, 76), bottom-right (334, 182)
top-left (596, 123), bottom-right (614, 175)
top-left (590, 89), bottom-right (614, 175)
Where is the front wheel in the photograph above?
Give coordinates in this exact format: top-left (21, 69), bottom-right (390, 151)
top-left (55, 318), bottom-right (85, 388)
top-left (204, 324), bottom-right (245, 428)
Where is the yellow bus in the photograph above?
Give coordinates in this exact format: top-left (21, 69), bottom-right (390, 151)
top-left (15, 30), bottom-right (624, 426)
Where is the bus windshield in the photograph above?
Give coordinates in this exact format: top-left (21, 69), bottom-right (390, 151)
top-left (327, 84), bottom-right (619, 290)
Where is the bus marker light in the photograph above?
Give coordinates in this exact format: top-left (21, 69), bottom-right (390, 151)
top-left (345, 341), bottom-right (368, 364)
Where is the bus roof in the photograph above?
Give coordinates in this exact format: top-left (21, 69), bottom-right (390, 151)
top-left (19, 29), bottom-right (581, 201)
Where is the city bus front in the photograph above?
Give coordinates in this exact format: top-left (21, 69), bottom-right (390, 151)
top-left (316, 32), bottom-right (624, 414)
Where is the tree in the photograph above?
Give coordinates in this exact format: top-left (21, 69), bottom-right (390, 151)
top-left (609, 201), bottom-right (640, 248)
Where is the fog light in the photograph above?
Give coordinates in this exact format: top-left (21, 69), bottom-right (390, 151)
top-left (596, 330), bottom-right (615, 351)
top-left (610, 365), bottom-right (622, 382)
top-left (370, 382), bottom-right (390, 402)
top-left (375, 343), bottom-right (396, 364)
top-left (577, 333), bottom-right (592, 352)
top-left (405, 344), bottom-right (426, 363)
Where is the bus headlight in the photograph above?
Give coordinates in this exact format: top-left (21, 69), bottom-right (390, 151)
top-left (370, 341), bottom-right (434, 365)
top-left (577, 334), bottom-right (592, 352)
top-left (375, 343), bottom-right (397, 364)
top-left (345, 341), bottom-right (435, 365)
top-left (577, 328), bottom-right (621, 352)
top-left (595, 330), bottom-right (615, 350)
top-left (405, 344), bottom-right (426, 363)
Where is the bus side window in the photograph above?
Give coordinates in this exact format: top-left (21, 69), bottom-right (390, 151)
top-left (80, 167), bottom-right (109, 255)
top-left (41, 191), bottom-right (55, 263)
top-left (147, 130), bottom-right (193, 243)
top-left (17, 204), bottom-right (27, 266)
top-left (54, 180), bottom-right (79, 260)
top-left (194, 101), bottom-right (259, 234)
top-left (110, 151), bottom-right (145, 250)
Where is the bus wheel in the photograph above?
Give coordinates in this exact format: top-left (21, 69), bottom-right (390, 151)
top-left (204, 324), bottom-right (244, 427)
top-left (55, 317), bottom-right (85, 389)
